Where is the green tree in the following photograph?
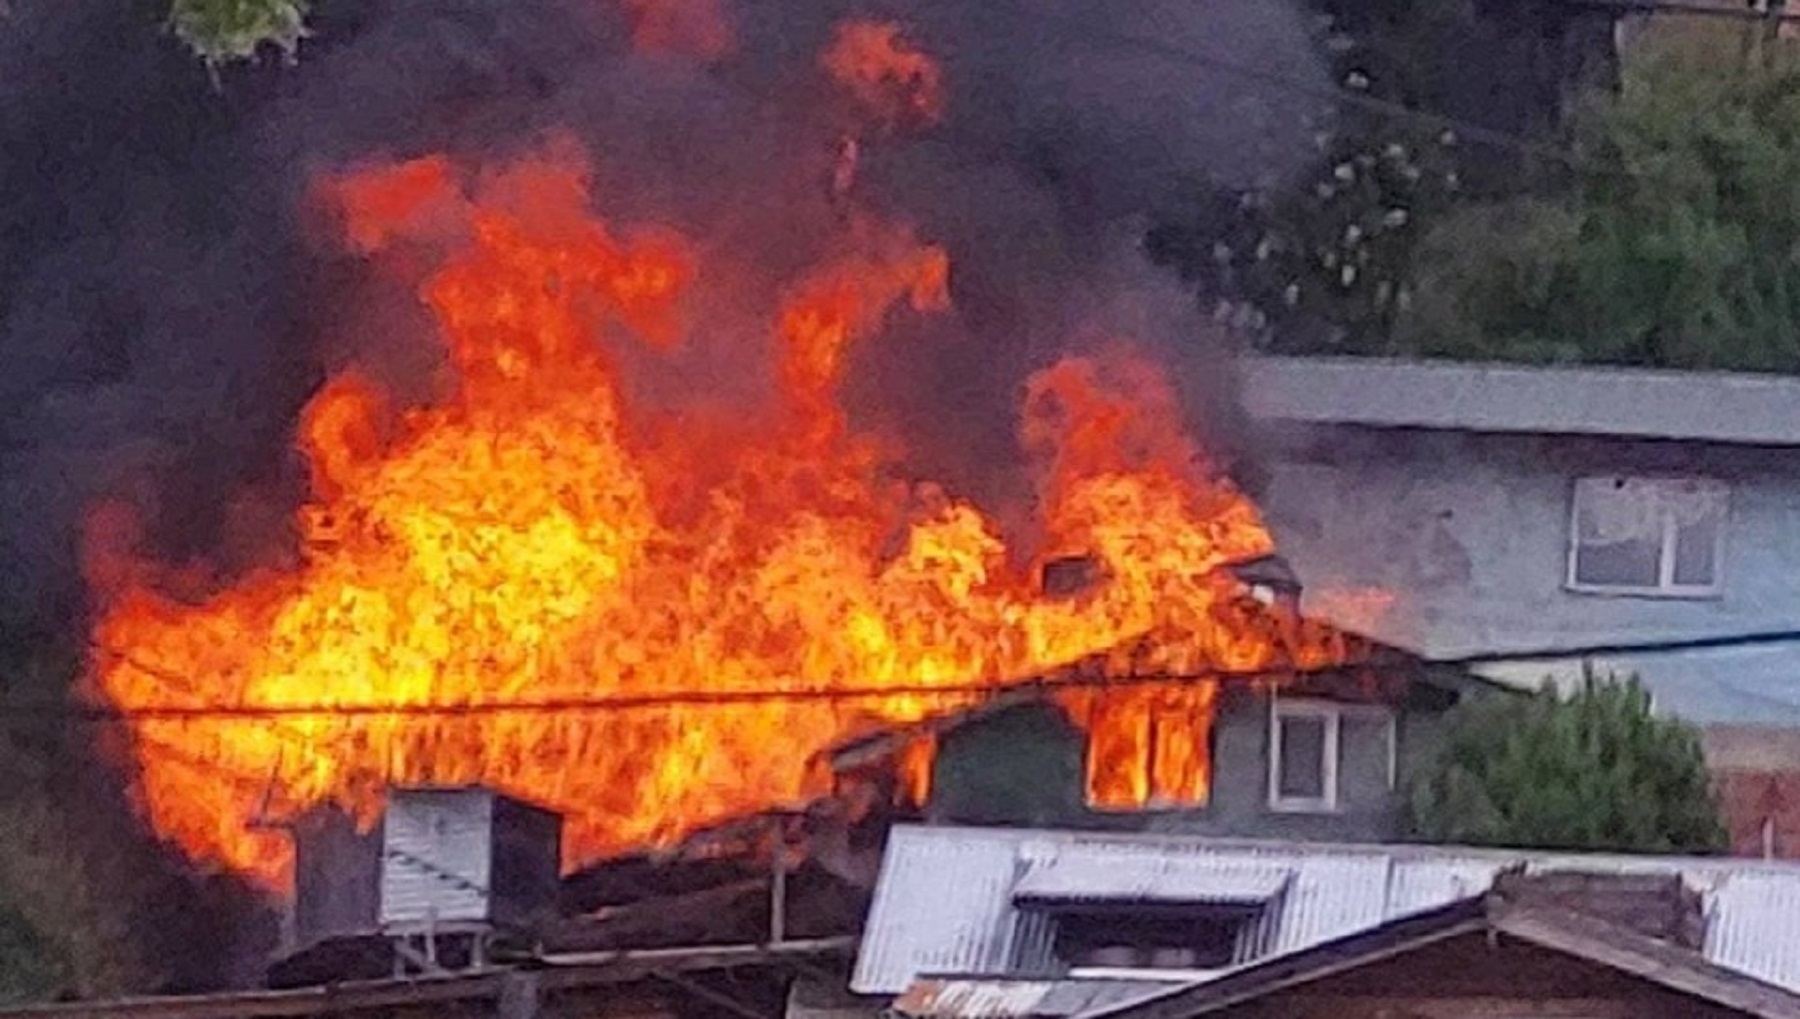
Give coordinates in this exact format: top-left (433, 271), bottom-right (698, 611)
top-left (167, 0), bottom-right (309, 68)
top-left (1395, 38), bottom-right (1800, 370)
top-left (1146, 0), bottom-right (1605, 351)
top-left (1410, 670), bottom-right (1727, 854)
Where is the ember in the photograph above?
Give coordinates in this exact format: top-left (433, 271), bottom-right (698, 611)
top-left (81, 15), bottom-right (1352, 887)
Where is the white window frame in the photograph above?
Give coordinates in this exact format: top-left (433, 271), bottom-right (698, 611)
top-left (1268, 698), bottom-right (1339, 813)
top-left (1267, 696), bottom-right (1395, 814)
top-left (1565, 476), bottom-right (1727, 598)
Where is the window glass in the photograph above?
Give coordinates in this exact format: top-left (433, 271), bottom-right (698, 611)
top-left (1672, 510), bottom-right (1719, 587)
top-left (1570, 477), bottom-right (1726, 593)
top-left (1339, 713), bottom-right (1394, 802)
top-left (1573, 500), bottom-right (1661, 587)
top-left (1276, 715), bottom-right (1327, 801)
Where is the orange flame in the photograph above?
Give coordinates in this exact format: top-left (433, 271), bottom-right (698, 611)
top-left (1066, 683), bottom-right (1218, 809)
top-left (821, 20), bottom-right (945, 128)
top-left (83, 26), bottom-right (1348, 888)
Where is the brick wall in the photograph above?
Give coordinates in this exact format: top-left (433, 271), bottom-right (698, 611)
top-left (1702, 726), bottom-right (1800, 860)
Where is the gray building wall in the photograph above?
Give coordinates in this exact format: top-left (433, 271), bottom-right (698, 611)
top-left (924, 687), bottom-right (1447, 843)
top-left (1256, 427), bottom-right (1800, 663)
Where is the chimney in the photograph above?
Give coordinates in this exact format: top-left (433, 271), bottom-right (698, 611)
top-left (1228, 554), bottom-right (1302, 615)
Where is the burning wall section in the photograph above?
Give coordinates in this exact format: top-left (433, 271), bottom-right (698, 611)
top-left (80, 17), bottom-right (1353, 887)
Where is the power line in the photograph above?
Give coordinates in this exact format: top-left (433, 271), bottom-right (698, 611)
top-left (1570, 0), bottom-right (1800, 23)
top-left (1009, 0), bottom-right (1800, 186)
top-left (30, 654), bottom-right (1355, 724)
top-left (1448, 628), bottom-right (1800, 665)
top-left (968, 0), bottom-right (1597, 171)
top-left (1079, 20), bottom-right (1590, 170)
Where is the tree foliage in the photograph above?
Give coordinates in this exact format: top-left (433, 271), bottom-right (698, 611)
top-left (1410, 670), bottom-right (1726, 854)
top-left (168, 0), bottom-right (309, 67)
top-left (1146, 0), bottom-right (1598, 351)
top-left (1394, 37), bottom-right (1800, 370)
top-left (0, 642), bottom-right (276, 1002)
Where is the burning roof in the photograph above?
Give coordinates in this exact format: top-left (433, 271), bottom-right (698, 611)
top-left (73, 9), bottom-right (1359, 889)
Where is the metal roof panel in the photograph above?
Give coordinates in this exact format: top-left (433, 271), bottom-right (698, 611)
top-left (853, 826), bottom-right (1800, 997)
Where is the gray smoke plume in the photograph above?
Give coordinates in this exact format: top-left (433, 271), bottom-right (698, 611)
top-left (0, 0), bottom-right (1328, 632)
top-left (0, 0), bottom-right (1328, 990)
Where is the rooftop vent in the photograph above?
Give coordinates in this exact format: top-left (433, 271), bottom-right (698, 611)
top-left (290, 785), bottom-right (562, 952)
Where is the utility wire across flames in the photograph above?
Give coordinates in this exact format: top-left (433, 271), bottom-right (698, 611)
top-left (80, 17), bottom-right (1357, 887)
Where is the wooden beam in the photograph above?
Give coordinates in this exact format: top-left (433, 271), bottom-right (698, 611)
top-left (0, 937), bottom-right (854, 1019)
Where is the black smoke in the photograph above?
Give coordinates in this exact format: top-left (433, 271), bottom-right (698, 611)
top-left (0, 0), bottom-right (1329, 634)
top-left (0, 0), bottom-right (1327, 988)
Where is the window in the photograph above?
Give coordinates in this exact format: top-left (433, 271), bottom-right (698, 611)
top-left (1050, 905), bottom-right (1259, 971)
top-left (1268, 698), bottom-right (1394, 813)
top-left (1568, 477), bottom-right (1726, 596)
top-left (1080, 684), bottom-right (1216, 811)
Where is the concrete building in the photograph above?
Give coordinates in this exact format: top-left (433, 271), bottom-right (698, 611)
top-left (1239, 355), bottom-right (1800, 856)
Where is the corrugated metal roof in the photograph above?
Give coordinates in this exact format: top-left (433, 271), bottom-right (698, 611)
top-left (894, 978), bottom-right (1181, 1018)
top-left (1013, 851), bottom-right (1290, 904)
top-left (1239, 355), bottom-right (1800, 446)
top-left (851, 825), bottom-right (1800, 996)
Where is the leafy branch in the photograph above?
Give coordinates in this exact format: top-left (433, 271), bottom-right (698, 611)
top-left (167, 0), bottom-right (310, 67)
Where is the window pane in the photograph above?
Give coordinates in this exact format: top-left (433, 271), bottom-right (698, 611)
top-left (1573, 480), bottom-right (1663, 588)
top-left (1573, 498), bottom-right (1662, 588)
top-left (1340, 713), bottom-right (1394, 803)
top-left (1277, 716), bottom-right (1327, 800)
top-left (1672, 510), bottom-right (1719, 587)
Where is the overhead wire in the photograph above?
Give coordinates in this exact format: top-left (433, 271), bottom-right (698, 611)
top-left (976, 0), bottom-right (1800, 187)
top-left (963, 0), bottom-right (1592, 169)
top-left (42, 643), bottom-right (1344, 723)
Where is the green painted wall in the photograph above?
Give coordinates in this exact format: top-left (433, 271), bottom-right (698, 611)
top-left (925, 685), bottom-right (1456, 843)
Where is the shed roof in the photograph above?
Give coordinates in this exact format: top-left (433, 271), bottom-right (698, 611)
top-left (853, 825), bottom-right (1800, 997)
top-left (1073, 894), bottom-right (1800, 1019)
top-left (1239, 356), bottom-right (1800, 446)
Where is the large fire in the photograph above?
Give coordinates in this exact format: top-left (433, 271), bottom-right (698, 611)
top-left (83, 16), bottom-right (1347, 886)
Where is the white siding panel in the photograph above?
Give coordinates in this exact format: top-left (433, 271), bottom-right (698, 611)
top-left (380, 790), bottom-right (494, 928)
top-left (850, 828), bottom-right (1026, 995)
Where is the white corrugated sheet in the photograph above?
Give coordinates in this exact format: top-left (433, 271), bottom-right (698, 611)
top-left (1013, 850), bottom-right (1290, 904)
top-left (851, 825), bottom-right (1800, 996)
top-left (380, 788), bottom-right (495, 928)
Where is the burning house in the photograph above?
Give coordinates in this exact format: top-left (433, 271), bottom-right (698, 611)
top-left (3, 0), bottom-right (1443, 1010)
top-left (78, 27), bottom-right (1357, 905)
top-left (824, 647), bottom-right (1470, 845)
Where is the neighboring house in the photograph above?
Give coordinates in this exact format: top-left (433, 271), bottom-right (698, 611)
top-left (844, 824), bottom-right (1800, 1014)
top-left (893, 872), bottom-right (1800, 1019)
top-left (826, 643), bottom-right (1481, 847)
top-left (1238, 355), bottom-right (1800, 856)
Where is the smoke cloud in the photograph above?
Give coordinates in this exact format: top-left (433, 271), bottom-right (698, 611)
top-left (0, 0), bottom-right (1330, 990)
top-left (0, 0), bottom-right (1328, 632)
